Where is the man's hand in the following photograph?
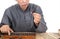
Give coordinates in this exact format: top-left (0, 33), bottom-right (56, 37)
top-left (0, 25), bottom-right (14, 35)
top-left (33, 13), bottom-right (41, 26)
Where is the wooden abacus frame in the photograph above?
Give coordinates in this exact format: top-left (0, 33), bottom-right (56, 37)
top-left (0, 32), bottom-right (36, 39)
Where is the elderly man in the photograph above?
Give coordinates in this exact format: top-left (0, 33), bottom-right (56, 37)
top-left (0, 0), bottom-right (47, 35)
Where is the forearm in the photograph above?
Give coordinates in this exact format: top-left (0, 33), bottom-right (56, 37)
top-left (36, 22), bottom-right (47, 33)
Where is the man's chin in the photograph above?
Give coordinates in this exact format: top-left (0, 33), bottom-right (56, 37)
top-left (22, 5), bottom-right (26, 6)
top-left (22, 3), bottom-right (29, 6)
top-left (22, 4), bottom-right (28, 7)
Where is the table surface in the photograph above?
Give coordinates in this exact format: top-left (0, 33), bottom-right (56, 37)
top-left (36, 33), bottom-right (60, 39)
top-left (0, 32), bottom-right (60, 39)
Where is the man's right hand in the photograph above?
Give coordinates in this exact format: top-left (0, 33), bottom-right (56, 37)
top-left (0, 25), bottom-right (14, 35)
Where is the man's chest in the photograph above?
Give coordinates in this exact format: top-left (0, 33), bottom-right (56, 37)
top-left (11, 10), bottom-right (34, 26)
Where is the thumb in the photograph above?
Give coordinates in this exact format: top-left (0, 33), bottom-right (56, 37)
top-left (32, 13), bottom-right (36, 15)
top-left (32, 13), bottom-right (36, 18)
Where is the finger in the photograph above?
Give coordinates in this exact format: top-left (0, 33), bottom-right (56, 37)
top-left (33, 13), bottom-right (40, 16)
top-left (1, 30), bottom-right (5, 33)
top-left (1, 29), bottom-right (8, 33)
top-left (32, 13), bottom-right (36, 16)
top-left (34, 19), bottom-right (40, 23)
top-left (10, 29), bottom-right (14, 32)
top-left (34, 18), bottom-right (40, 21)
top-left (35, 14), bottom-right (40, 17)
top-left (33, 15), bottom-right (41, 19)
top-left (33, 13), bottom-right (37, 15)
top-left (0, 28), bottom-right (1, 31)
top-left (34, 17), bottom-right (41, 20)
top-left (34, 19), bottom-right (38, 23)
top-left (0, 29), bottom-right (5, 33)
top-left (8, 30), bottom-right (11, 35)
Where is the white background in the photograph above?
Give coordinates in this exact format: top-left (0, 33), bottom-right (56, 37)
top-left (0, 0), bottom-right (60, 33)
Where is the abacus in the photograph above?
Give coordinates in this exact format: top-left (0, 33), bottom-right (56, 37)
top-left (0, 32), bottom-right (36, 39)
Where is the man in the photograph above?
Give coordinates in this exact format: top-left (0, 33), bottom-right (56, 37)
top-left (0, 0), bottom-right (47, 35)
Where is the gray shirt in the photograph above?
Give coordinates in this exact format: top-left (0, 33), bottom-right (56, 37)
top-left (0, 3), bottom-right (47, 32)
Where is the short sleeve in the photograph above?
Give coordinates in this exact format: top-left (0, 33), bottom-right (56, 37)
top-left (33, 5), bottom-right (47, 32)
top-left (0, 9), bottom-right (12, 27)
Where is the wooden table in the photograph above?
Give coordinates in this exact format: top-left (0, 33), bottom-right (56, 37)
top-left (0, 32), bottom-right (60, 39)
top-left (36, 33), bottom-right (60, 39)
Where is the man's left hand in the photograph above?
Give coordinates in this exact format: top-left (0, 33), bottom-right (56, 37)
top-left (33, 13), bottom-right (41, 26)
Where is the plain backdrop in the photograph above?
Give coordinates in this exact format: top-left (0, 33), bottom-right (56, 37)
top-left (0, 0), bottom-right (60, 33)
